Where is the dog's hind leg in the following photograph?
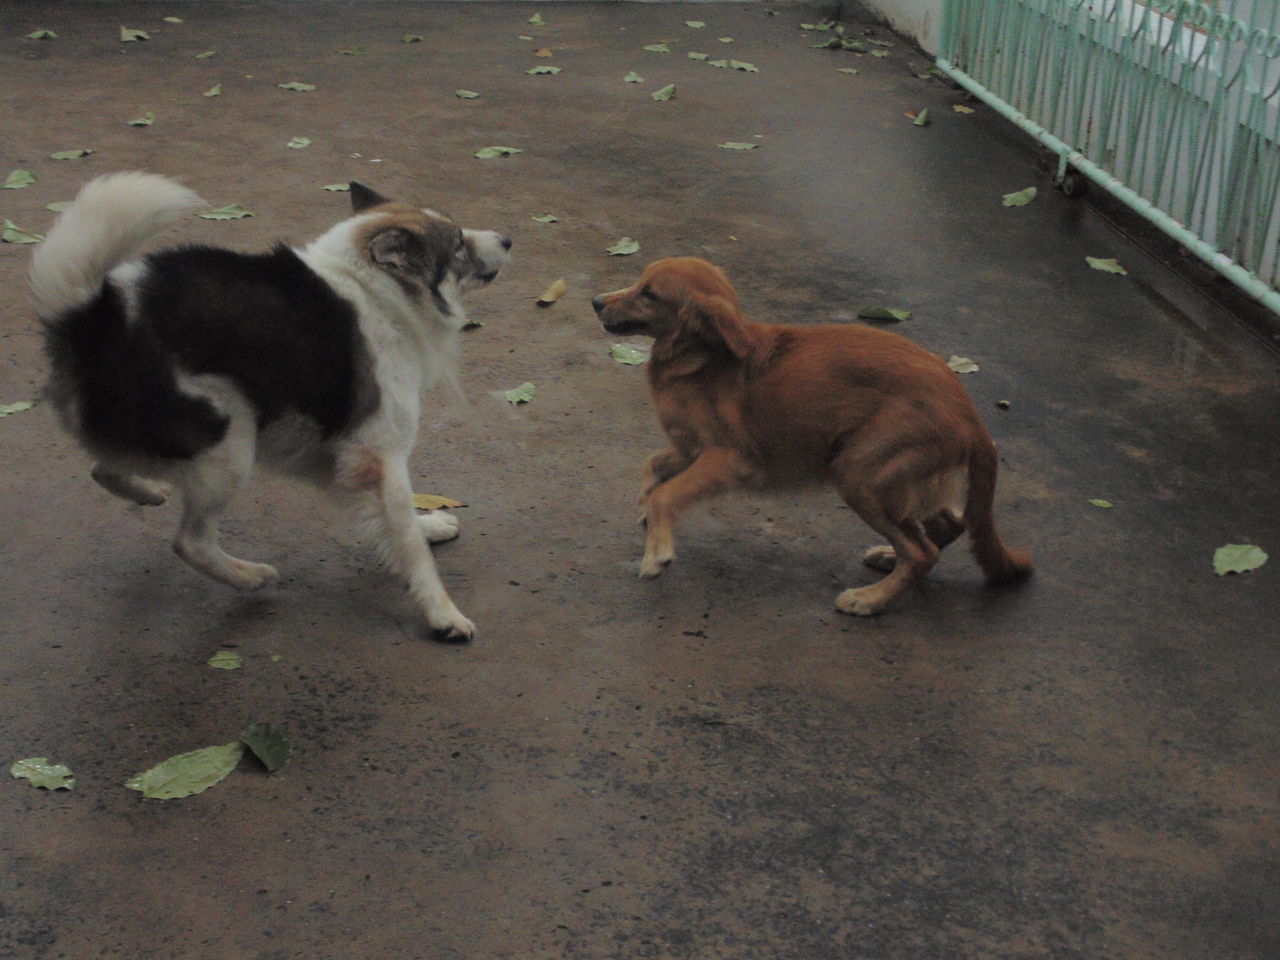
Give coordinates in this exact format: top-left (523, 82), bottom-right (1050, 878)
top-left (639, 446), bottom-right (752, 578)
top-left (91, 463), bottom-right (169, 506)
top-left (862, 508), bottom-right (964, 572)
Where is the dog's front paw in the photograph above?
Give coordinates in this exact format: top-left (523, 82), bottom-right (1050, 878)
top-left (835, 586), bottom-right (884, 618)
top-left (228, 560), bottom-right (280, 591)
top-left (427, 604), bottom-right (475, 643)
top-left (418, 510), bottom-right (460, 544)
top-left (639, 550), bottom-right (673, 579)
top-left (861, 545), bottom-right (897, 572)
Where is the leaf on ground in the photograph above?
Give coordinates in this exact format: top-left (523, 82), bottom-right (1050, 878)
top-left (126, 111), bottom-right (155, 127)
top-left (718, 37), bottom-right (735, 43)
top-left (206, 650), bottom-right (242, 670)
top-left (241, 723), bottom-right (291, 772)
top-left (455, 89), bottom-right (480, 99)
top-left (800, 23), bottom-right (831, 32)
top-left (606, 237), bottom-right (640, 256)
top-left (120, 27), bottom-right (151, 42)
top-left (286, 136), bottom-right (311, 149)
top-left (623, 71), bottom-right (645, 82)
top-left (643, 43), bottom-right (671, 54)
top-left (708, 59), bottom-right (730, 68)
top-left (857, 305), bottom-right (912, 322)
top-left (868, 39), bottom-right (894, 47)
top-left (531, 212), bottom-right (559, 223)
top-left (730, 60), bottom-right (759, 72)
top-left (535, 48), bottom-right (554, 58)
top-left (841, 39), bottom-right (870, 52)
top-left (526, 66), bottom-right (561, 75)
top-left (651, 83), bottom-right (676, 102)
top-left (687, 52), bottom-right (708, 61)
top-left (911, 108), bottom-right (930, 126)
top-left (837, 67), bottom-right (859, 74)
top-left (1086, 256), bottom-right (1127, 275)
top-left (11, 758), bottom-right (75, 791)
top-left (402, 34), bottom-right (424, 44)
top-left (49, 149), bottom-right (94, 160)
top-left (871, 48), bottom-right (890, 58)
top-left (413, 493), bottom-right (464, 510)
top-left (812, 37), bottom-right (842, 49)
top-left (3, 170), bottom-right (35, 189)
top-left (195, 50), bottom-right (217, 59)
top-left (474, 145), bottom-right (522, 159)
top-left (610, 343), bottom-right (649, 365)
top-left (1002, 186), bottom-right (1037, 207)
top-left (528, 13), bottom-right (546, 26)
top-left (1088, 498), bottom-right (1113, 508)
top-left (125, 742), bottom-right (244, 799)
top-left (685, 21), bottom-right (706, 29)
top-left (164, 17), bottom-right (184, 24)
top-left (0, 400), bottom-right (36, 416)
top-left (505, 382), bottom-right (536, 405)
top-left (1213, 544), bottom-right (1268, 576)
top-left (323, 183), bottom-right (351, 192)
top-left (45, 201), bottom-right (73, 213)
top-left (718, 141), bottom-right (758, 150)
top-left (536, 277), bottom-right (567, 305)
top-left (202, 83), bottom-right (222, 98)
top-left (948, 355), bottom-right (979, 374)
top-left (26, 29), bottom-right (58, 40)
top-left (277, 81), bottom-right (316, 92)
top-left (337, 47), bottom-right (365, 56)
top-left (199, 204), bottom-right (253, 220)
top-left (2, 220), bottom-right (43, 244)
top-left (953, 103), bottom-right (975, 113)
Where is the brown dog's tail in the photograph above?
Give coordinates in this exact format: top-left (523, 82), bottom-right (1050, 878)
top-left (965, 437), bottom-right (1033, 584)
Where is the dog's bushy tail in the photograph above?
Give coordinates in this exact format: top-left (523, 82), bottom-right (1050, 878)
top-left (965, 437), bottom-right (1033, 584)
top-left (29, 172), bottom-right (205, 320)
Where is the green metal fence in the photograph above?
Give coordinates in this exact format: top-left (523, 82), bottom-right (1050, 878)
top-left (937, 0), bottom-right (1280, 313)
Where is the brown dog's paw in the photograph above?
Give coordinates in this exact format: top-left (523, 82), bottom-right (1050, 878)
top-left (861, 545), bottom-right (897, 572)
top-left (639, 552), bottom-right (672, 578)
top-left (835, 586), bottom-right (885, 618)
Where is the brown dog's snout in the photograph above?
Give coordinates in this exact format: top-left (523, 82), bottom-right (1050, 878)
top-left (591, 295), bottom-right (605, 315)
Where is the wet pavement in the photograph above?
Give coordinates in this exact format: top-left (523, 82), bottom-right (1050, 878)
top-left (1, 3), bottom-right (1277, 959)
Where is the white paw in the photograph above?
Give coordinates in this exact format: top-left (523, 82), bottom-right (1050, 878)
top-left (227, 560), bottom-right (280, 592)
top-left (417, 510), bottom-right (460, 544)
top-left (861, 545), bottom-right (897, 572)
top-left (835, 586), bottom-right (884, 618)
top-left (427, 605), bottom-right (475, 642)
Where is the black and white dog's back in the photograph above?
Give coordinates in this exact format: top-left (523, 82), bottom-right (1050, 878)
top-left (33, 172), bottom-right (511, 640)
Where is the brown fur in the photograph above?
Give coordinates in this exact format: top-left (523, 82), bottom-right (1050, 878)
top-left (592, 257), bottom-right (1032, 616)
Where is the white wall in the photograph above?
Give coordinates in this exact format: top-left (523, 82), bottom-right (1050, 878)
top-left (852, 0), bottom-right (944, 55)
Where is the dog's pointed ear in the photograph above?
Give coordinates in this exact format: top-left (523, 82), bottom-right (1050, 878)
top-left (350, 182), bottom-right (389, 214)
top-left (368, 227), bottom-right (422, 274)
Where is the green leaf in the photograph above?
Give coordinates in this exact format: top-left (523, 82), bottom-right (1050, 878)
top-left (912, 108), bottom-right (930, 126)
top-left (643, 43), bottom-right (671, 54)
top-left (120, 27), bottom-right (151, 42)
top-left (505, 381), bottom-right (536, 405)
top-left (526, 65), bottom-right (561, 75)
top-left (2, 220), bottom-right (43, 244)
top-left (164, 17), bottom-right (184, 24)
top-left (337, 47), bottom-right (365, 56)
top-left (286, 136), bottom-right (311, 149)
top-left (1087, 498), bottom-right (1113, 509)
top-left (1213, 544), bottom-right (1268, 576)
top-left (718, 36), bottom-right (734, 43)
top-left (198, 204), bottom-right (253, 220)
top-left (947, 355), bottom-right (979, 374)
top-left (685, 21), bottom-right (706, 28)
top-left (606, 237), bottom-right (640, 256)
top-left (708, 59), bottom-right (730, 68)
top-left (473, 145), bottom-right (522, 159)
top-left (455, 89), bottom-right (481, 99)
top-left (126, 111), bottom-right (155, 127)
top-left (623, 71), bottom-right (645, 83)
top-left (3, 169), bottom-right (35, 189)
top-left (730, 60), bottom-right (759, 72)
top-left (954, 104), bottom-right (975, 114)
top-left (402, 34), bottom-right (424, 44)
top-left (531, 212), bottom-right (559, 223)
top-left (0, 400), bottom-right (36, 416)
top-left (11, 757), bottom-right (75, 791)
top-left (718, 141), bottom-right (758, 150)
top-left (323, 183), bottom-right (351, 192)
top-left (125, 742), bottom-right (244, 799)
top-left (687, 52), bottom-right (709, 61)
top-left (26, 29), bottom-right (57, 40)
top-left (45, 201), bottom-right (73, 213)
top-left (1086, 256), bottom-right (1128, 275)
top-left (841, 39), bottom-right (869, 52)
top-left (868, 39), bottom-right (894, 47)
top-left (202, 83), bottom-right (222, 98)
top-left (194, 50), bottom-right (217, 59)
top-left (871, 48), bottom-right (890, 58)
top-left (651, 83), bottom-right (676, 102)
top-left (241, 723), bottom-right (291, 772)
top-left (610, 343), bottom-right (649, 365)
top-left (49, 149), bottom-right (94, 160)
top-left (857, 305), bottom-right (912, 322)
top-left (528, 12), bottom-right (546, 26)
top-left (206, 650), bottom-right (242, 670)
top-left (277, 81), bottom-right (316, 92)
top-left (1002, 186), bottom-right (1037, 207)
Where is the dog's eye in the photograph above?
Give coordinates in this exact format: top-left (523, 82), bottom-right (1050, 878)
top-left (639, 286), bottom-right (660, 301)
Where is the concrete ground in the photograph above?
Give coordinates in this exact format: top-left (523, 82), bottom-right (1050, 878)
top-left (2, 3), bottom-right (1277, 958)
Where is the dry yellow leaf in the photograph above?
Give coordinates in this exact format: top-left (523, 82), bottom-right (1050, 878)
top-left (413, 493), bottom-right (465, 510)
top-left (536, 277), bottom-right (567, 306)
top-left (535, 48), bottom-right (554, 58)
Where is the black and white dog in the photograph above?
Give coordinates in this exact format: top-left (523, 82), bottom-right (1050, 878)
top-left (32, 172), bottom-right (511, 640)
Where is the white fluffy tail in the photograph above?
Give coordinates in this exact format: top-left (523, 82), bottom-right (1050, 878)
top-left (28, 172), bottom-right (205, 320)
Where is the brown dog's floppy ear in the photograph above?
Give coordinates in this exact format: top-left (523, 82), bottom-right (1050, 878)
top-left (686, 288), bottom-right (755, 359)
top-left (350, 182), bottom-right (389, 214)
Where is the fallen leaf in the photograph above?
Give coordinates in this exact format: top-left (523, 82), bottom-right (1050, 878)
top-left (607, 237), bottom-right (640, 256)
top-left (505, 382), bottom-right (536, 405)
top-left (3, 170), bottom-right (35, 189)
top-left (528, 12), bottom-right (546, 26)
top-left (643, 43), bottom-right (671, 53)
top-left (837, 67), bottom-right (859, 75)
top-left (286, 136), bottom-right (311, 149)
top-left (120, 27), bottom-right (151, 42)
top-left (623, 71), bottom-right (645, 83)
top-left (517, 35), bottom-right (534, 41)
top-left (474, 145), bottom-right (523, 159)
top-left (337, 47), bottom-right (365, 56)
top-left (26, 29), bottom-right (57, 40)
top-left (610, 343), bottom-right (649, 365)
top-left (49, 149), bottom-right (94, 160)
top-left (202, 83), bottom-right (222, 98)
top-left (10, 758), bottom-right (75, 791)
top-left (1002, 186), bottom-right (1037, 207)
top-left (164, 17), bottom-right (184, 24)
top-left (45, 201), bottom-right (73, 213)
top-left (1088, 498), bottom-right (1113, 508)
top-left (718, 36), bottom-right (734, 43)
top-left (0, 400), bottom-right (37, 416)
top-left (125, 742), bottom-right (244, 799)
top-left (195, 50), bottom-right (217, 59)
top-left (871, 48), bottom-right (890, 58)
top-left (455, 89), bottom-right (480, 99)
top-left (1213, 544), bottom-right (1268, 576)
top-left (206, 650), bottom-right (242, 670)
top-left (526, 65), bottom-right (561, 75)
top-left (718, 141), bottom-right (758, 150)
top-left (402, 34), bottom-right (424, 43)
top-left (730, 60), bottom-right (759, 72)
top-left (912, 108), bottom-right (931, 126)
top-left (198, 204), bottom-right (253, 220)
top-left (868, 39), bottom-right (894, 47)
top-left (841, 39), bottom-right (869, 52)
top-left (857, 305), bottom-right (912, 322)
top-left (2, 220), bottom-right (43, 244)
top-left (323, 183), bottom-right (350, 191)
top-left (708, 59), bottom-right (730, 68)
top-left (535, 48), bottom-right (554, 57)
top-left (126, 111), bottom-right (155, 127)
top-left (687, 52), bottom-right (709, 61)
top-left (948, 355), bottom-right (979, 374)
top-left (413, 493), bottom-right (464, 510)
top-left (651, 83), bottom-right (676, 102)
top-left (241, 723), bottom-right (291, 772)
top-left (277, 81), bottom-right (316, 92)
top-left (953, 103), bottom-right (975, 113)
top-left (1086, 256), bottom-right (1128, 275)
top-left (685, 21), bottom-right (706, 28)
top-left (531, 212), bottom-right (559, 223)
top-left (536, 277), bottom-right (567, 305)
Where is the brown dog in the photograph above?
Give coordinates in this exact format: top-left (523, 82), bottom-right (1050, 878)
top-left (591, 257), bottom-right (1032, 616)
